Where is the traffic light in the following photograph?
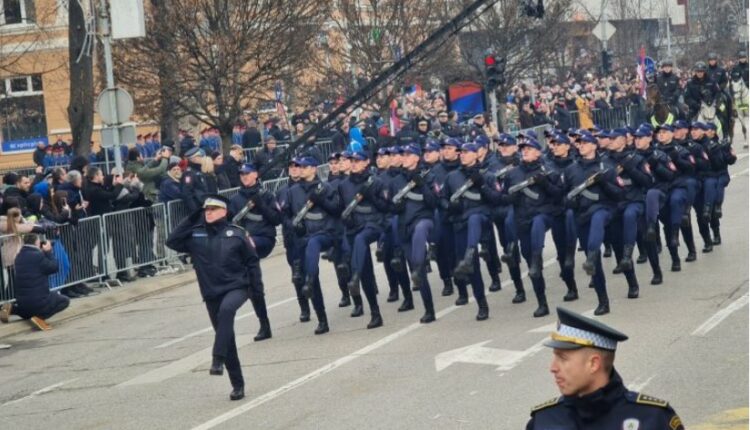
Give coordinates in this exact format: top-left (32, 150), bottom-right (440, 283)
top-left (485, 54), bottom-right (506, 90)
top-left (601, 50), bottom-right (613, 75)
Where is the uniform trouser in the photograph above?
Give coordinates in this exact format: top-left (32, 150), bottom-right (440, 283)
top-left (685, 177), bottom-right (699, 208)
top-left (681, 178), bottom-right (700, 253)
top-left (205, 289), bottom-right (247, 388)
top-left (454, 222), bottom-right (485, 301)
top-left (667, 187), bottom-right (689, 228)
top-left (608, 211), bottom-right (640, 289)
top-left (434, 211), bottom-right (455, 281)
top-left (493, 207), bottom-right (523, 284)
top-left (251, 236), bottom-right (276, 260)
top-left (551, 209), bottom-right (577, 283)
top-left (578, 210), bottom-right (612, 297)
top-left (481, 221), bottom-right (502, 281)
top-left (637, 216), bottom-right (662, 275)
top-left (379, 228), bottom-right (411, 296)
top-left (519, 214), bottom-right (554, 301)
top-left (349, 226), bottom-right (382, 313)
top-left (405, 219), bottom-right (434, 309)
top-left (645, 189), bottom-right (666, 225)
top-left (692, 186), bottom-right (713, 245)
top-left (659, 202), bottom-right (681, 262)
top-left (702, 177), bottom-right (719, 208)
top-left (712, 172), bottom-right (731, 232)
top-left (301, 233), bottom-right (334, 315)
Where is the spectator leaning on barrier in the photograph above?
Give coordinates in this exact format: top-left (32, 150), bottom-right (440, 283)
top-left (83, 167), bottom-right (125, 217)
top-left (125, 146), bottom-right (169, 202)
top-left (0, 234), bottom-right (69, 331)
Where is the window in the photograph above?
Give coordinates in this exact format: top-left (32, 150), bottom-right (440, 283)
top-left (1, 0), bottom-right (35, 25)
top-left (3, 74), bottom-right (42, 96)
top-left (10, 77), bottom-right (28, 92)
top-left (0, 74), bottom-right (47, 141)
top-left (31, 74), bottom-right (42, 91)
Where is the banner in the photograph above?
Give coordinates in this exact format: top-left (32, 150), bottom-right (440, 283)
top-left (1, 136), bottom-right (48, 154)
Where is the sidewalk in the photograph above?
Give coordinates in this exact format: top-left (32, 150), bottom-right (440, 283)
top-left (0, 271), bottom-right (197, 340)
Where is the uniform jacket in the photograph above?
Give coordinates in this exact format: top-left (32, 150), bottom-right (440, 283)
top-left (340, 171), bottom-right (389, 232)
top-left (229, 184), bottom-right (282, 239)
top-left (166, 215), bottom-right (261, 299)
top-left (684, 76), bottom-right (720, 116)
top-left (605, 150), bottom-right (653, 204)
top-left (656, 72), bottom-right (680, 106)
top-left (658, 142), bottom-right (695, 189)
top-left (389, 167), bottom-right (440, 233)
top-left (441, 164), bottom-right (502, 224)
top-left (503, 159), bottom-right (564, 227)
top-left (181, 162), bottom-right (213, 212)
top-left (285, 178), bottom-right (341, 238)
top-left (563, 156), bottom-right (624, 224)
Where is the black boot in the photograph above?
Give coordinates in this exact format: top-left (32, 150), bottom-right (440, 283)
top-left (386, 289), bottom-right (399, 302)
top-left (391, 249), bottom-right (405, 272)
top-left (594, 291), bottom-right (610, 316)
top-left (702, 241), bottom-right (713, 253)
top-left (209, 356), bottom-right (224, 375)
top-left (713, 204), bottom-right (722, 219)
top-left (338, 295), bottom-right (351, 307)
top-left (375, 242), bottom-right (384, 262)
top-left (478, 243), bottom-right (489, 260)
top-left (627, 280), bottom-right (639, 299)
top-left (454, 247), bottom-right (476, 279)
top-left (427, 243), bottom-right (438, 261)
top-left (563, 247), bottom-right (576, 269)
top-left (512, 280), bottom-right (526, 304)
top-left (712, 227), bottom-right (721, 245)
top-left (398, 294), bottom-right (414, 312)
top-left (298, 298), bottom-right (311, 323)
top-left (636, 253), bottom-right (648, 264)
top-left (410, 266), bottom-right (422, 292)
top-left (291, 260), bottom-right (303, 286)
top-left (685, 251), bottom-right (697, 262)
top-left (702, 204), bottom-right (712, 222)
top-left (671, 258), bottom-right (681, 272)
top-left (488, 279), bottom-right (501, 292)
top-left (528, 252), bottom-right (543, 280)
top-left (619, 245), bottom-right (634, 272)
top-left (455, 294), bottom-right (468, 306)
top-left (314, 312), bottom-right (329, 335)
top-left (669, 229), bottom-right (679, 248)
top-left (476, 296), bottom-right (489, 321)
top-left (501, 242), bottom-right (518, 265)
top-left (350, 295), bottom-right (364, 317)
top-left (254, 318), bottom-right (272, 342)
top-left (367, 311), bottom-right (383, 329)
top-left (441, 278), bottom-right (454, 296)
top-left (681, 209), bottom-right (691, 227)
top-left (612, 265), bottom-right (623, 275)
top-left (335, 261), bottom-right (350, 281)
top-left (348, 273), bottom-right (361, 298)
top-left (420, 302), bottom-right (436, 324)
top-left (230, 386), bottom-right (245, 401)
top-left (650, 269), bottom-right (663, 285)
top-left (603, 243), bottom-right (612, 258)
top-left (563, 279), bottom-right (578, 302)
top-left (646, 223), bottom-right (657, 242)
top-left (582, 250), bottom-right (599, 276)
top-left (301, 276), bottom-right (314, 300)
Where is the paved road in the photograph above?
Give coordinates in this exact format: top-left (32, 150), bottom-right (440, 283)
top-left (0, 155), bottom-right (747, 430)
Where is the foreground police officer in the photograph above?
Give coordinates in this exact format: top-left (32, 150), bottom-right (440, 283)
top-left (527, 307), bottom-right (684, 429)
top-left (166, 195), bottom-right (262, 401)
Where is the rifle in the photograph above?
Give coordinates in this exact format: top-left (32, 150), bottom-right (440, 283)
top-left (449, 168), bottom-right (487, 203)
top-left (508, 170), bottom-right (550, 195)
top-left (493, 163), bottom-right (515, 180)
top-left (231, 200), bottom-right (255, 224)
top-left (341, 176), bottom-right (375, 220)
top-left (292, 183), bottom-right (324, 228)
top-left (392, 168), bottom-right (432, 205)
top-left (566, 169), bottom-right (609, 201)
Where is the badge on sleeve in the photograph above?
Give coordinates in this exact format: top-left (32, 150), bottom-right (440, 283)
top-left (622, 418), bottom-right (640, 430)
top-left (616, 176), bottom-right (625, 187)
top-left (688, 155), bottom-right (695, 165)
top-left (185, 175), bottom-right (192, 184)
top-left (226, 230), bottom-right (234, 237)
top-left (668, 161), bottom-right (677, 171)
top-left (643, 163), bottom-right (651, 174)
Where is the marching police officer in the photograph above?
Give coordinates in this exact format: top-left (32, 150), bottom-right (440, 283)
top-left (166, 195), bottom-right (262, 401)
top-left (181, 148), bottom-right (215, 212)
top-left (687, 122), bottom-right (716, 253)
top-left (656, 58), bottom-right (680, 107)
top-left (284, 156), bottom-right (342, 335)
top-left (526, 307), bottom-right (684, 429)
top-left (503, 138), bottom-right (564, 317)
top-left (326, 153), bottom-right (354, 309)
top-left (673, 120), bottom-right (709, 262)
top-left (341, 152), bottom-right (389, 329)
top-left (229, 164), bottom-right (283, 341)
top-left (390, 144), bottom-right (440, 323)
top-left (703, 122), bottom-right (737, 245)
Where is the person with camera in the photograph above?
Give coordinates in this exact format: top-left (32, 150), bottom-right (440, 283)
top-left (125, 147), bottom-right (169, 203)
top-left (0, 234), bottom-right (69, 331)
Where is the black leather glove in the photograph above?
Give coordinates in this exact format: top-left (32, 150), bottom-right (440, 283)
top-left (470, 171), bottom-right (485, 187)
top-left (533, 173), bottom-right (547, 185)
top-left (392, 198), bottom-right (406, 213)
top-left (448, 199), bottom-right (462, 213)
top-left (310, 187), bottom-right (326, 205)
top-left (411, 172), bottom-right (424, 187)
top-left (294, 222), bottom-right (307, 237)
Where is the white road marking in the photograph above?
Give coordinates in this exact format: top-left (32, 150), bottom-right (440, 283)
top-left (730, 167), bottom-right (749, 179)
top-left (189, 259), bottom-right (558, 430)
top-left (691, 292), bottom-right (749, 337)
top-left (120, 335), bottom-right (255, 387)
top-left (435, 338), bottom-right (547, 372)
top-left (2, 379), bottom-right (77, 407)
top-left (628, 375), bottom-right (655, 393)
top-left (154, 297), bottom-right (297, 349)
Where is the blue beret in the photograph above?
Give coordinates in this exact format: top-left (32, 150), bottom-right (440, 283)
top-left (239, 163), bottom-right (257, 174)
top-left (518, 138), bottom-right (542, 150)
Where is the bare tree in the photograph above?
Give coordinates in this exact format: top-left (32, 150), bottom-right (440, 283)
top-left (67, 0), bottom-right (94, 155)
top-left (113, 0), bottom-right (328, 152)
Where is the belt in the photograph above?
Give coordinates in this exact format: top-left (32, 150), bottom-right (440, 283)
top-left (522, 188), bottom-right (540, 200)
top-left (354, 205), bottom-right (374, 214)
top-left (406, 192), bottom-right (424, 202)
top-left (581, 189), bottom-right (599, 201)
top-left (304, 212), bottom-right (325, 221)
top-left (244, 213), bottom-right (264, 222)
top-left (463, 191), bottom-right (481, 201)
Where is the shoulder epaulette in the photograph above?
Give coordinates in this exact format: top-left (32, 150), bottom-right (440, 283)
top-left (628, 392), bottom-right (669, 408)
top-left (530, 397), bottom-right (562, 413)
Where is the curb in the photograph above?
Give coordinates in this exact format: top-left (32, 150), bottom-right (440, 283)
top-left (0, 271), bottom-right (197, 340)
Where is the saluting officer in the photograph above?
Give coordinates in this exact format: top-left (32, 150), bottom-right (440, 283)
top-left (166, 195), bottom-right (262, 401)
top-left (181, 148), bottom-right (215, 212)
top-left (284, 156), bottom-right (342, 335)
top-left (390, 144), bottom-right (440, 323)
top-left (527, 307), bottom-right (684, 430)
top-left (229, 163), bottom-right (283, 341)
top-left (565, 132), bottom-right (624, 316)
top-left (502, 138), bottom-right (564, 318)
top-left (341, 152), bottom-right (389, 329)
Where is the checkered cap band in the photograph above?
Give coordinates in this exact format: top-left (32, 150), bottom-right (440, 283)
top-left (556, 323), bottom-right (618, 350)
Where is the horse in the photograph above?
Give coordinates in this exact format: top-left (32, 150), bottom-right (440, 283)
top-left (696, 88), bottom-right (732, 141)
top-left (645, 82), bottom-right (680, 126)
top-left (731, 78), bottom-right (749, 146)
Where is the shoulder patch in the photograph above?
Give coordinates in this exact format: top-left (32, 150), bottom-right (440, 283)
top-left (669, 415), bottom-right (683, 430)
top-left (634, 393), bottom-right (669, 408)
top-left (531, 397), bottom-right (563, 413)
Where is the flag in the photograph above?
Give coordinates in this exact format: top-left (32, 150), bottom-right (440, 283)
top-left (389, 99), bottom-right (400, 137)
top-left (638, 46), bottom-right (646, 99)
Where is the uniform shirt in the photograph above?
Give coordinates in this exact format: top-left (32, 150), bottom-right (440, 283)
top-left (284, 178), bottom-right (341, 238)
top-left (166, 216), bottom-right (261, 300)
top-left (527, 371), bottom-right (684, 430)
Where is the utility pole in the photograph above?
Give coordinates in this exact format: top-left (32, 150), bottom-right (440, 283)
top-left (98, 0), bottom-right (123, 172)
top-left (665, 1), bottom-right (672, 58)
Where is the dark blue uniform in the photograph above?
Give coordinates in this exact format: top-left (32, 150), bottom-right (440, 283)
top-left (677, 136), bottom-right (710, 258)
top-left (276, 176), bottom-right (311, 320)
top-left (527, 371), bottom-right (684, 430)
top-left (703, 135), bottom-right (736, 244)
top-left (657, 141), bottom-right (694, 269)
top-left (546, 153), bottom-right (580, 301)
top-left (377, 167), bottom-right (412, 306)
top-left (503, 159), bottom-right (564, 317)
top-left (181, 161), bottom-right (215, 212)
top-left (284, 178), bottom-right (342, 334)
top-left (425, 158), bottom-right (459, 295)
top-left (166, 213), bottom-right (261, 392)
top-left (229, 184), bottom-right (282, 259)
top-left (327, 172), bottom-right (354, 307)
